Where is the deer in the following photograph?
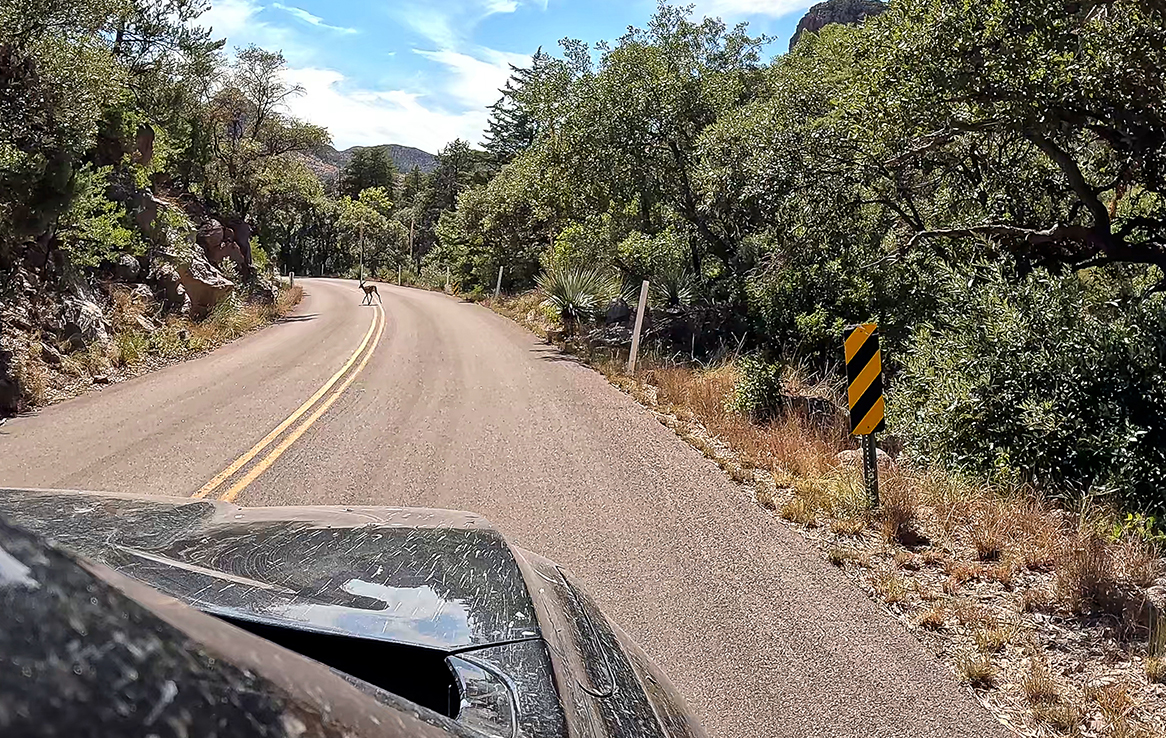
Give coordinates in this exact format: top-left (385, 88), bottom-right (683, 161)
top-left (359, 278), bottom-right (381, 305)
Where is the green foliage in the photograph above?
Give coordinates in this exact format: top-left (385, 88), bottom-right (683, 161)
top-left (535, 265), bottom-right (618, 333)
top-left (56, 166), bottom-right (143, 267)
top-left (891, 264), bottom-right (1166, 512)
top-left (728, 356), bottom-right (784, 421)
top-left (341, 147), bottom-right (398, 200)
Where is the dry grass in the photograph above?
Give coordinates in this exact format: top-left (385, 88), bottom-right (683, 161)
top-left (956, 651), bottom-right (998, 689)
top-left (1023, 657), bottom-right (1062, 706)
top-left (1055, 526), bottom-right (1137, 616)
top-left (831, 517), bottom-right (866, 536)
top-left (917, 605), bottom-right (946, 630)
top-left (975, 621), bottom-right (1016, 652)
top-left (874, 475), bottom-right (921, 545)
top-left (473, 326), bottom-right (1166, 735)
top-left (1088, 681), bottom-right (1134, 726)
top-left (1032, 701), bottom-right (1082, 733)
top-left (871, 568), bottom-right (908, 604)
top-left (1145, 656), bottom-right (1166, 684)
top-left (12, 284), bottom-right (304, 412)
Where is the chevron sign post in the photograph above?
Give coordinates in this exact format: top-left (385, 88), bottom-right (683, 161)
top-left (844, 323), bottom-right (885, 506)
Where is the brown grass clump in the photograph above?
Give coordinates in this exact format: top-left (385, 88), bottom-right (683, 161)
top-left (1023, 657), bottom-right (1061, 706)
top-left (871, 569), bottom-right (908, 604)
top-left (1056, 527), bottom-right (1129, 615)
top-left (917, 605), bottom-right (946, 630)
top-left (1115, 540), bottom-right (1160, 589)
top-left (1022, 587), bottom-right (1054, 613)
top-left (831, 518), bottom-right (865, 537)
top-left (956, 651), bottom-right (998, 689)
top-left (1031, 701), bottom-right (1081, 733)
top-left (1087, 681), bottom-right (1134, 727)
top-left (1144, 656), bottom-right (1166, 684)
top-left (975, 621), bottom-right (1016, 652)
top-left (875, 476), bottom-right (921, 545)
top-left (949, 599), bottom-right (997, 628)
top-left (780, 496), bottom-right (818, 526)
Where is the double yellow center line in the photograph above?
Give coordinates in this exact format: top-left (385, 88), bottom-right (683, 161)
top-left (193, 303), bottom-right (386, 503)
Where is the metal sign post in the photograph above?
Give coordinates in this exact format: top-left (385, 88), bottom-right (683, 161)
top-left (844, 323), bottom-right (886, 507)
top-left (627, 280), bottom-right (650, 374)
top-left (494, 266), bottom-right (504, 301)
top-left (398, 264), bottom-right (402, 285)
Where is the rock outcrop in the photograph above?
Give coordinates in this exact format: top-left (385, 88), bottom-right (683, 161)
top-left (177, 245), bottom-right (234, 318)
top-left (789, 0), bottom-right (887, 51)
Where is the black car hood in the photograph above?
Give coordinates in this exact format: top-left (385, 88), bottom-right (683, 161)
top-left (0, 489), bottom-right (541, 651)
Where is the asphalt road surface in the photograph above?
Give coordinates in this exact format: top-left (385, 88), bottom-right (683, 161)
top-left (0, 278), bottom-right (1007, 738)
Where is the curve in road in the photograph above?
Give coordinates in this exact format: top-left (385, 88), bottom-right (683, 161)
top-left (0, 278), bottom-right (1007, 738)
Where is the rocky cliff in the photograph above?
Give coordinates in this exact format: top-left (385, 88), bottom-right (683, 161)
top-left (789, 0), bottom-right (888, 51)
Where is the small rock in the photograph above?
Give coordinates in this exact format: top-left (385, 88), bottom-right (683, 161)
top-left (135, 314), bottom-right (157, 333)
top-left (129, 284), bottom-right (153, 304)
top-left (114, 253), bottom-right (141, 282)
top-left (604, 297), bottom-right (632, 326)
top-left (92, 374), bottom-right (110, 384)
top-left (38, 342), bottom-right (62, 366)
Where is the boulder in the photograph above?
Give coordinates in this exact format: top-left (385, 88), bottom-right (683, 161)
top-left (250, 276), bottom-right (279, 305)
top-left (224, 219), bottom-right (253, 266)
top-left (135, 314), bottom-right (157, 334)
top-left (604, 297), bottom-right (632, 326)
top-left (57, 293), bottom-right (110, 350)
top-left (196, 219), bottom-right (224, 252)
top-left (37, 341), bottom-right (62, 365)
top-left (134, 123), bottom-right (155, 167)
top-left (177, 247), bottom-right (234, 318)
top-left (114, 253), bottom-right (140, 282)
top-left (135, 192), bottom-right (162, 241)
top-left (198, 219), bottom-right (247, 270)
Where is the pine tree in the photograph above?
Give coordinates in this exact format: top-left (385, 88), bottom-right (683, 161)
top-left (481, 49), bottom-right (548, 167)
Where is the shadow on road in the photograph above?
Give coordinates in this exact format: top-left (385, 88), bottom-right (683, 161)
top-left (528, 346), bottom-right (592, 368)
top-left (278, 314), bottom-right (318, 323)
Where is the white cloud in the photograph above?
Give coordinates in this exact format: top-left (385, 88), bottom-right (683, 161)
top-left (271, 3), bottom-right (358, 33)
top-left (412, 47), bottom-right (531, 109)
top-left (198, 0), bottom-right (262, 39)
top-left (197, 0), bottom-right (310, 59)
top-left (688, 0), bottom-right (814, 19)
top-left (284, 67), bottom-right (492, 152)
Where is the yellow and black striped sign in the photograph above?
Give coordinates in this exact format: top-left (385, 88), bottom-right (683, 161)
top-left (844, 323), bottom-right (885, 436)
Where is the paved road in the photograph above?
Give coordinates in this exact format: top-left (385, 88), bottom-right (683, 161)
top-left (0, 278), bottom-right (1006, 738)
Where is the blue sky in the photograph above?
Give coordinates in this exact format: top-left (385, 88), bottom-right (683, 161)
top-left (198, 0), bottom-right (811, 153)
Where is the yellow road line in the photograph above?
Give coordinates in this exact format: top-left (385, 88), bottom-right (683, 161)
top-left (192, 306), bottom-right (381, 500)
top-left (218, 306), bottom-right (386, 503)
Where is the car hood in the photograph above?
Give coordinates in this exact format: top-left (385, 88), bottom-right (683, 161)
top-left (0, 488), bottom-right (541, 651)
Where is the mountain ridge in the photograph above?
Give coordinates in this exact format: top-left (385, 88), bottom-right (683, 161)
top-left (299, 143), bottom-right (439, 186)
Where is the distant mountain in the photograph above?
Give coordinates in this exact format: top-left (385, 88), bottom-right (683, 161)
top-left (299, 143), bottom-right (439, 187)
top-left (789, 0), bottom-right (887, 51)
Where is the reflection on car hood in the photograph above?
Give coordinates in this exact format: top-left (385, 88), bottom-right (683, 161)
top-left (0, 489), bottom-right (541, 650)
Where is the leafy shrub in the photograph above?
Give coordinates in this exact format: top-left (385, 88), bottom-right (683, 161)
top-left (728, 356), bottom-right (784, 420)
top-left (57, 166), bottom-right (144, 267)
top-left (891, 264), bottom-right (1166, 512)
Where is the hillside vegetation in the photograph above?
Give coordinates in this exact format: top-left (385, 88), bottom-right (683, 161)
top-left (429, 0), bottom-right (1166, 519)
top-left (0, 0), bottom-right (474, 412)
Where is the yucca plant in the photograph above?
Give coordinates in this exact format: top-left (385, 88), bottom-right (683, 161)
top-left (536, 265), bottom-right (618, 336)
top-left (650, 264), bottom-right (699, 307)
